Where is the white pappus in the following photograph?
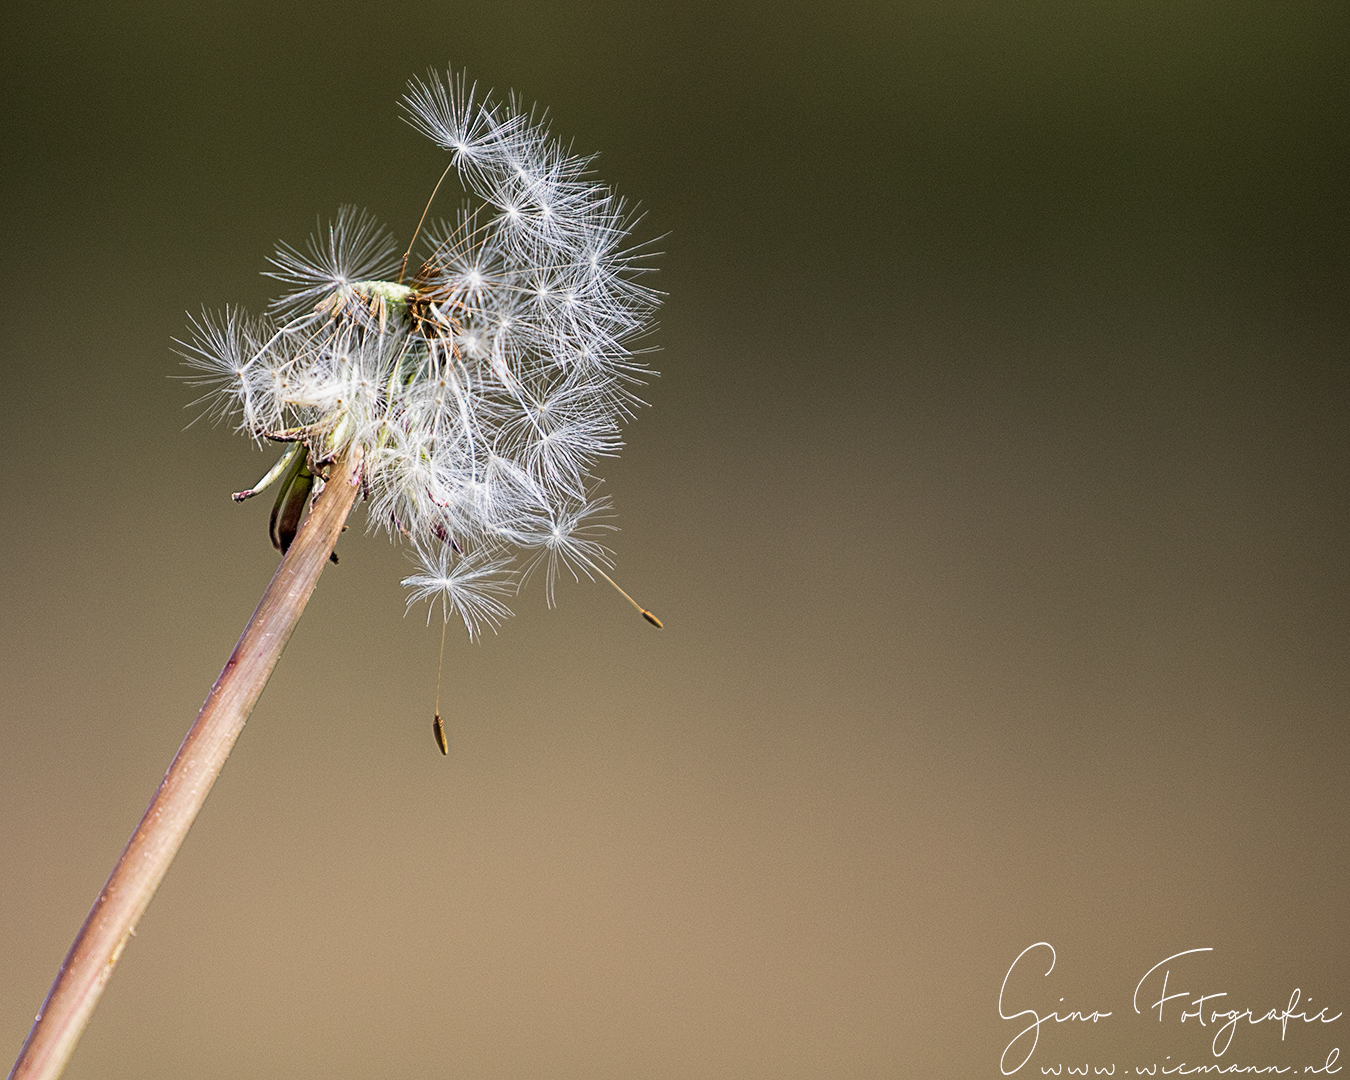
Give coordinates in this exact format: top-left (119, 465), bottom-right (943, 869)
top-left (180, 67), bottom-right (663, 640)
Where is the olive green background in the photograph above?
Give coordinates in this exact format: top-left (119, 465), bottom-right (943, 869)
top-left (2, 1), bottom-right (1347, 1077)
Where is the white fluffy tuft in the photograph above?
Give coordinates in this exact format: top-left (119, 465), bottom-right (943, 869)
top-left (180, 67), bottom-right (660, 636)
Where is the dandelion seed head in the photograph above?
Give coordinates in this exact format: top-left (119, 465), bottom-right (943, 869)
top-left (180, 66), bottom-right (660, 637)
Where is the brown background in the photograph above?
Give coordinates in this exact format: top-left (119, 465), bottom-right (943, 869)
top-left (2, 1), bottom-right (1347, 1077)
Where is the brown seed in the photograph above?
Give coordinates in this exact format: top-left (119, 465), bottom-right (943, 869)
top-left (432, 713), bottom-right (448, 755)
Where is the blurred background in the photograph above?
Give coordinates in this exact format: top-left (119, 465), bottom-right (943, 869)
top-left (2, 1), bottom-right (1347, 1077)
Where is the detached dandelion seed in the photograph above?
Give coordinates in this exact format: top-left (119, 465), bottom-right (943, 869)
top-left (11, 67), bottom-right (662, 1080)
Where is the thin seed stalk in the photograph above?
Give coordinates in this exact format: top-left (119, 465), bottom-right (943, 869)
top-left (9, 447), bottom-right (364, 1080)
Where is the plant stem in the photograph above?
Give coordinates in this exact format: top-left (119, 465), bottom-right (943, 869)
top-left (9, 447), bottom-right (364, 1080)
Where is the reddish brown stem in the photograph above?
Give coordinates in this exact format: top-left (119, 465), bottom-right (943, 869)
top-left (9, 447), bottom-right (364, 1080)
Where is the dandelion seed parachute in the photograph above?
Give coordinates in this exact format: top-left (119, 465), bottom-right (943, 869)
top-left (180, 67), bottom-right (661, 635)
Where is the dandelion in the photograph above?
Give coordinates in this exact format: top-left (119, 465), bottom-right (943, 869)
top-left (181, 68), bottom-right (661, 620)
top-left (11, 68), bottom-right (661, 1080)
